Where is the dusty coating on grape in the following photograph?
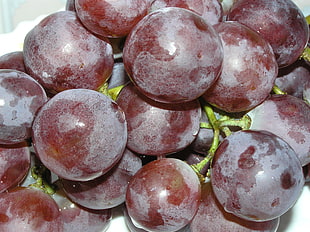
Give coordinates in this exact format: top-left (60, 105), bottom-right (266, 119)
top-left (123, 7), bottom-right (223, 103)
top-left (211, 130), bottom-right (304, 221)
top-left (116, 83), bottom-right (201, 156)
top-left (126, 158), bottom-right (201, 232)
top-left (32, 89), bottom-right (127, 181)
top-left (23, 11), bottom-right (114, 93)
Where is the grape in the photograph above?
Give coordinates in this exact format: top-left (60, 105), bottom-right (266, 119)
top-left (23, 11), bottom-right (114, 94)
top-left (190, 182), bottom-right (280, 232)
top-left (149, 0), bottom-right (223, 25)
top-left (202, 21), bottom-right (278, 113)
top-left (123, 7), bottom-right (223, 103)
top-left (211, 130), bottom-right (305, 222)
top-left (248, 94), bottom-right (310, 166)
top-left (0, 187), bottom-right (64, 231)
top-left (226, 0), bottom-right (309, 68)
top-left (126, 158), bottom-right (201, 232)
top-left (275, 59), bottom-right (310, 99)
top-left (116, 83), bottom-right (201, 156)
top-left (0, 142), bottom-right (30, 193)
top-left (75, 0), bottom-right (151, 38)
top-left (61, 148), bottom-right (142, 210)
top-left (0, 69), bottom-right (48, 144)
top-left (53, 181), bottom-right (112, 232)
top-left (32, 89), bottom-right (127, 181)
top-left (0, 51), bottom-right (26, 72)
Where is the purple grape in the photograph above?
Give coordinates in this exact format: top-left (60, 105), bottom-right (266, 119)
top-left (123, 7), bottom-right (223, 103)
top-left (190, 182), bottom-right (280, 232)
top-left (149, 0), bottom-right (223, 25)
top-left (0, 51), bottom-right (26, 72)
top-left (227, 0), bottom-right (309, 67)
top-left (248, 94), bottom-right (310, 166)
top-left (23, 11), bottom-right (114, 94)
top-left (126, 158), bottom-right (201, 232)
top-left (0, 69), bottom-right (48, 144)
top-left (203, 21), bottom-right (278, 113)
top-left (32, 89), bottom-right (127, 181)
top-left (211, 130), bottom-right (305, 221)
top-left (61, 149), bottom-right (142, 210)
top-left (116, 83), bottom-right (201, 156)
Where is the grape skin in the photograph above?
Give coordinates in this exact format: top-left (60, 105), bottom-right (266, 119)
top-left (126, 158), bottom-right (201, 232)
top-left (23, 11), bottom-right (114, 94)
top-left (0, 51), bottom-right (26, 72)
top-left (32, 89), bottom-right (127, 181)
top-left (116, 83), bottom-right (201, 156)
top-left (203, 21), bottom-right (278, 113)
top-left (211, 130), bottom-right (305, 222)
top-left (123, 7), bottom-right (223, 103)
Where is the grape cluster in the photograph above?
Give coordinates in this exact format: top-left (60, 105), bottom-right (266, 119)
top-left (0, 0), bottom-right (309, 231)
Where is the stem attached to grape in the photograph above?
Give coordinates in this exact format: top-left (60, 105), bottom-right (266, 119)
top-left (29, 165), bottom-right (57, 195)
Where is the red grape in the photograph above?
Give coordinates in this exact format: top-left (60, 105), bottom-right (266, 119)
top-left (123, 7), bottom-right (223, 103)
top-left (23, 11), bottom-right (114, 94)
top-left (126, 158), bottom-right (201, 232)
top-left (32, 89), bottom-right (127, 181)
top-left (211, 130), bottom-right (305, 221)
top-left (0, 51), bottom-right (26, 72)
top-left (203, 21), bottom-right (278, 113)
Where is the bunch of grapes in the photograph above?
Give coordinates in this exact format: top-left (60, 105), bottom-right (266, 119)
top-left (0, 0), bottom-right (309, 231)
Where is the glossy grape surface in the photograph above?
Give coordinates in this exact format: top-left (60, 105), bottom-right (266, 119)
top-left (190, 182), bottom-right (280, 232)
top-left (203, 21), bottom-right (278, 113)
top-left (23, 11), bottom-right (114, 93)
top-left (0, 187), bottom-right (64, 231)
top-left (211, 130), bottom-right (305, 221)
top-left (0, 143), bottom-right (30, 193)
top-left (61, 149), bottom-right (142, 210)
top-left (123, 7), bottom-right (223, 103)
top-left (32, 89), bottom-right (127, 181)
top-left (0, 69), bottom-right (48, 144)
top-left (126, 158), bottom-right (201, 232)
top-left (150, 0), bottom-right (223, 25)
top-left (248, 94), bottom-right (310, 166)
top-left (116, 83), bottom-right (201, 156)
top-left (227, 0), bottom-right (309, 67)
top-left (75, 0), bottom-right (150, 38)
top-left (0, 51), bottom-right (26, 72)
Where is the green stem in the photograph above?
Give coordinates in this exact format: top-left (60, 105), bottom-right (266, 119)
top-left (29, 165), bottom-right (56, 195)
top-left (215, 114), bottom-right (252, 130)
top-left (300, 46), bottom-right (310, 63)
top-left (272, 85), bottom-right (286, 95)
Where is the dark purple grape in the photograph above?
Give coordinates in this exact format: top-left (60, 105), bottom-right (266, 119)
top-left (0, 143), bottom-right (30, 193)
top-left (0, 187), bottom-right (64, 231)
top-left (190, 182), bottom-right (280, 232)
top-left (116, 83), bottom-right (201, 156)
top-left (248, 94), bottom-right (310, 166)
top-left (149, 0), bottom-right (223, 25)
top-left (32, 89), bottom-right (127, 181)
top-left (123, 7), bottom-right (223, 103)
top-left (227, 0), bottom-right (309, 67)
top-left (23, 11), bottom-right (114, 94)
top-left (75, 0), bottom-right (151, 38)
top-left (0, 69), bottom-right (48, 144)
top-left (0, 51), bottom-right (26, 72)
top-left (203, 21), bottom-right (278, 113)
top-left (126, 158), bottom-right (201, 232)
top-left (61, 149), bottom-right (142, 210)
top-left (211, 130), bottom-right (305, 221)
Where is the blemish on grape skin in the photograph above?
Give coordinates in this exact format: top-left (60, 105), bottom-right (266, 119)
top-left (281, 171), bottom-right (296, 189)
top-left (238, 146), bottom-right (256, 169)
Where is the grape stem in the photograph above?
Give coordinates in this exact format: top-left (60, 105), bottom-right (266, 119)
top-left (272, 85), bottom-right (287, 95)
top-left (300, 46), bottom-right (310, 63)
top-left (191, 103), bottom-right (251, 181)
top-left (29, 165), bottom-right (56, 195)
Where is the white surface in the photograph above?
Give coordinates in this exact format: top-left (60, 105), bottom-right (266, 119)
top-left (0, 1), bottom-right (309, 232)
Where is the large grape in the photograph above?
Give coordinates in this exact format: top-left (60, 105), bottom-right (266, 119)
top-left (32, 89), bottom-right (127, 181)
top-left (248, 94), bottom-right (310, 166)
top-left (126, 158), bottom-right (201, 232)
top-left (23, 11), bottom-right (114, 94)
top-left (227, 0), bottom-right (309, 67)
top-left (211, 130), bottom-right (305, 222)
top-left (123, 7), bottom-right (223, 103)
top-left (116, 83), bottom-right (201, 156)
top-left (0, 69), bottom-right (48, 144)
top-left (202, 21), bottom-right (278, 113)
